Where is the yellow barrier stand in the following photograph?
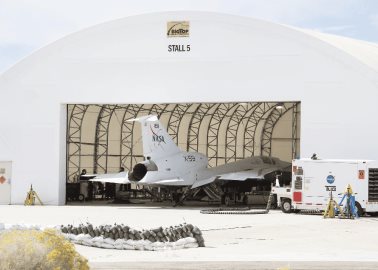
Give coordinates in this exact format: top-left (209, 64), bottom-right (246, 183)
top-left (324, 188), bottom-right (344, 218)
top-left (24, 185), bottom-right (43, 206)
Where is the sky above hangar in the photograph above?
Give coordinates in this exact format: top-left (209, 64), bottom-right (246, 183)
top-left (0, 0), bottom-right (378, 74)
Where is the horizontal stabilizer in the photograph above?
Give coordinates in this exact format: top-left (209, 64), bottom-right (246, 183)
top-left (89, 172), bottom-right (130, 184)
top-left (79, 174), bottom-right (97, 180)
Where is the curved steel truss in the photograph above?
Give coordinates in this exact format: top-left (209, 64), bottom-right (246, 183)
top-left (66, 102), bottom-right (300, 182)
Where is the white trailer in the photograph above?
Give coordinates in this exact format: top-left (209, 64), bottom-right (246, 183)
top-left (272, 159), bottom-right (378, 215)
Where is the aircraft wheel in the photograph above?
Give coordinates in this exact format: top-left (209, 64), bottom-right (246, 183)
top-left (224, 195), bottom-right (232, 206)
top-left (281, 199), bottom-right (292, 213)
top-left (221, 195), bottom-right (225, 205)
top-left (242, 195), bottom-right (248, 205)
top-left (78, 194), bottom-right (85, 202)
top-left (172, 193), bottom-right (181, 204)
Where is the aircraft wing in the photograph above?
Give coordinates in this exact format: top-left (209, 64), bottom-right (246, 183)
top-left (191, 177), bottom-right (217, 189)
top-left (216, 167), bottom-right (288, 181)
top-left (88, 172), bottom-right (130, 184)
top-left (191, 166), bottom-right (288, 189)
top-left (216, 170), bottom-right (265, 181)
top-left (152, 178), bottom-right (185, 185)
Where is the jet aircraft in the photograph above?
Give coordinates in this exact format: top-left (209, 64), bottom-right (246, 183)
top-left (89, 115), bottom-right (291, 191)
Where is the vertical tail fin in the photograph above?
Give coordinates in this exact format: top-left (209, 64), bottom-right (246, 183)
top-left (128, 115), bottom-right (181, 159)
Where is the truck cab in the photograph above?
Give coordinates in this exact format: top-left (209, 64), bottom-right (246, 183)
top-left (271, 182), bottom-right (293, 213)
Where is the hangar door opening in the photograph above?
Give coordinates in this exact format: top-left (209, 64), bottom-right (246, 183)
top-left (66, 102), bottom-right (300, 200)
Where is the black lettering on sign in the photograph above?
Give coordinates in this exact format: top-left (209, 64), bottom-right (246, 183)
top-left (168, 44), bottom-right (191, 52)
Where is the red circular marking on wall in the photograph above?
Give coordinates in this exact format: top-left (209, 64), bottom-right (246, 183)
top-left (0, 176), bottom-right (6, 184)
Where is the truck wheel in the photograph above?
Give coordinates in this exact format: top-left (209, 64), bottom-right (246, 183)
top-left (355, 201), bottom-right (364, 217)
top-left (281, 199), bottom-right (292, 213)
top-left (270, 194), bottom-right (278, 209)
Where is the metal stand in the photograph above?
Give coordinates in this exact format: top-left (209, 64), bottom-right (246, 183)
top-left (24, 185), bottom-right (43, 206)
top-left (324, 189), bottom-right (344, 218)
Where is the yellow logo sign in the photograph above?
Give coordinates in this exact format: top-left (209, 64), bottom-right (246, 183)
top-left (167, 21), bottom-right (189, 37)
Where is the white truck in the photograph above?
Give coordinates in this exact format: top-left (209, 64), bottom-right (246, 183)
top-left (272, 158), bottom-right (378, 215)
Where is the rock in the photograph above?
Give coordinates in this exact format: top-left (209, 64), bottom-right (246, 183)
top-left (152, 226), bottom-right (162, 233)
top-left (192, 226), bottom-right (202, 235)
top-left (61, 226), bottom-right (68, 234)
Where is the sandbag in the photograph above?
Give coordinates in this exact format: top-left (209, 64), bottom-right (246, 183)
top-left (94, 242), bottom-right (103, 248)
top-left (114, 239), bottom-right (125, 244)
top-left (92, 236), bottom-right (104, 243)
top-left (82, 239), bottom-right (94, 246)
top-left (184, 242), bottom-right (199, 249)
top-left (144, 244), bottom-right (154, 251)
top-left (123, 244), bottom-right (135, 250)
top-left (172, 243), bottom-right (184, 250)
top-left (114, 244), bottom-right (124, 250)
top-left (176, 238), bottom-right (186, 246)
top-left (104, 238), bottom-right (115, 245)
top-left (57, 222), bottom-right (204, 251)
top-left (100, 243), bottom-right (114, 249)
top-left (184, 237), bottom-right (196, 243)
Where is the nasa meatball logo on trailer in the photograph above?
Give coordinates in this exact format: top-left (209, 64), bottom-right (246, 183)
top-left (326, 175), bottom-right (335, 184)
top-left (325, 174), bottom-right (336, 191)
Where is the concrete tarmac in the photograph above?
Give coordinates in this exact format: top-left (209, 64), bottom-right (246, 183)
top-left (1, 203), bottom-right (378, 269)
top-left (89, 261), bottom-right (378, 270)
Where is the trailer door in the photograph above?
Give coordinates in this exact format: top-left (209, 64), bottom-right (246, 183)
top-left (292, 165), bottom-right (303, 204)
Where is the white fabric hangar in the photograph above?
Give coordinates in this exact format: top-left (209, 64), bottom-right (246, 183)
top-left (0, 11), bottom-right (377, 205)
